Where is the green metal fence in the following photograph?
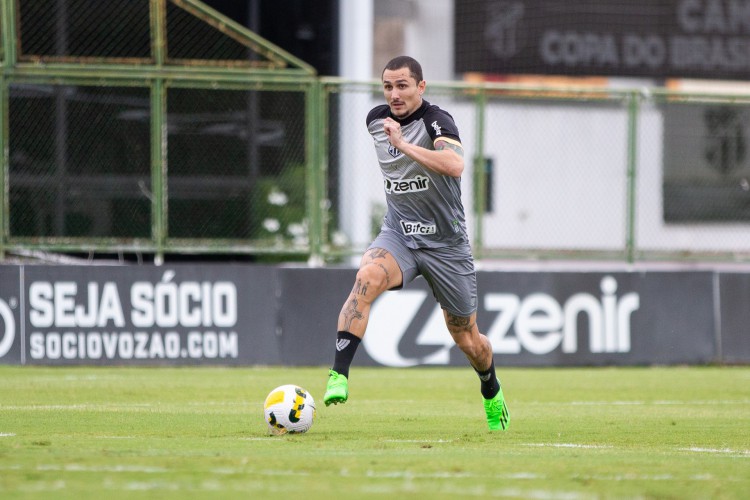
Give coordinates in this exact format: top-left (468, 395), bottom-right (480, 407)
top-left (1, 0), bottom-right (321, 264)
top-left (2, 0), bottom-right (750, 264)
top-left (322, 79), bottom-right (750, 264)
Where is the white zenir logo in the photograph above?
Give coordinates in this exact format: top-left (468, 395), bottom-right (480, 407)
top-left (384, 175), bottom-right (430, 194)
top-left (485, 276), bottom-right (638, 355)
top-left (400, 220), bottom-right (436, 235)
top-left (362, 276), bottom-right (639, 367)
top-left (431, 121), bottom-right (442, 136)
top-left (364, 291), bottom-right (451, 367)
top-left (0, 298), bottom-right (16, 358)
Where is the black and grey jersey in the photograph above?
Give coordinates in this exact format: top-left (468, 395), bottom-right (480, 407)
top-left (366, 99), bottom-right (468, 249)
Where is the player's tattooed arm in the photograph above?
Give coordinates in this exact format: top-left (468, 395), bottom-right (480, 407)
top-left (403, 137), bottom-right (464, 177)
top-left (386, 119), bottom-right (464, 176)
top-left (435, 139), bottom-right (464, 157)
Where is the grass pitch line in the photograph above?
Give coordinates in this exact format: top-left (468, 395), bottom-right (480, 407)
top-left (0, 432), bottom-right (16, 437)
top-left (572, 473), bottom-right (683, 482)
top-left (362, 484), bottom-right (591, 500)
top-left (363, 470), bottom-right (546, 480)
top-left (381, 439), bottom-right (454, 443)
top-left (122, 481), bottom-right (182, 492)
top-left (17, 480), bottom-right (67, 493)
top-left (0, 403), bottom-right (154, 411)
top-left (522, 443), bottom-right (613, 449)
top-left (211, 468), bottom-right (311, 477)
top-left (566, 399), bottom-right (750, 406)
top-left (679, 447), bottom-right (750, 456)
top-left (523, 443), bottom-right (750, 457)
top-left (35, 464), bottom-right (168, 473)
top-left (238, 437), bottom-right (290, 441)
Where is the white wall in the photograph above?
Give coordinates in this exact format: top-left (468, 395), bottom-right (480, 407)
top-left (403, 0), bottom-right (455, 82)
top-left (338, 0), bottom-right (376, 248)
top-left (478, 102), bottom-right (629, 250)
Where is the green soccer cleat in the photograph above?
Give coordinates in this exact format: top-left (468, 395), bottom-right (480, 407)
top-left (483, 387), bottom-right (510, 431)
top-left (323, 369), bottom-right (349, 406)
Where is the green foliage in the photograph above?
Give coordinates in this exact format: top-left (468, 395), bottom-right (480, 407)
top-left (0, 366), bottom-right (748, 499)
top-left (252, 163), bottom-right (308, 248)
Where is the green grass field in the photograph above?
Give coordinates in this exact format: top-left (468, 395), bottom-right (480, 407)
top-left (1, 365), bottom-right (748, 499)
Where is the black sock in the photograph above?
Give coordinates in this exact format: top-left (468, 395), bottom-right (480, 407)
top-left (331, 331), bottom-right (361, 379)
top-left (475, 359), bottom-right (500, 399)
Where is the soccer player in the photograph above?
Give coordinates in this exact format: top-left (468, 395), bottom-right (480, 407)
top-left (323, 55), bottom-right (509, 431)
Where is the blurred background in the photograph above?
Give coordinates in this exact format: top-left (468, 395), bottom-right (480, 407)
top-left (2, 0), bottom-right (750, 265)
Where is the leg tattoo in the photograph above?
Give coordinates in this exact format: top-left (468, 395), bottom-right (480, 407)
top-left (446, 312), bottom-right (490, 372)
top-left (351, 278), bottom-right (368, 297)
top-left (362, 249), bottom-right (392, 288)
top-left (365, 248), bottom-right (389, 260)
top-left (446, 312), bottom-right (475, 331)
top-left (341, 297), bottom-right (364, 331)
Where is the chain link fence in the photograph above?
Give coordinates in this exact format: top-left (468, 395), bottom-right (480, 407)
top-left (636, 93), bottom-right (750, 258)
top-left (3, 0), bottom-right (750, 263)
top-left (3, 0), bottom-right (316, 261)
top-left (9, 83), bottom-right (152, 238)
top-left (165, 86), bottom-right (307, 244)
top-left (324, 81), bottom-right (750, 262)
top-left (18, 0), bottom-right (152, 61)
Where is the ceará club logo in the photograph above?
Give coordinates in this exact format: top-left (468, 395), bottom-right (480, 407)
top-left (0, 297), bottom-right (16, 358)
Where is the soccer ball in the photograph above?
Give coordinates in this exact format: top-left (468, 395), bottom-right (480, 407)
top-left (263, 384), bottom-right (316, 435)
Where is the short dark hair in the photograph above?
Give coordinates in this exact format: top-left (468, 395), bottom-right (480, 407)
top-left (382, 56), bottom-right (423, 83)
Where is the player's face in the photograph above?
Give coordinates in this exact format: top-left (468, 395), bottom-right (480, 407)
top-left (382, 67), bottom-right (425, 119)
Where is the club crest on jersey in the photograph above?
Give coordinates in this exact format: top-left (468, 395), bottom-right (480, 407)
top-left (387, 143), bottom-right (401, 158)
top-left (431, 121), bottom-right (442, 136)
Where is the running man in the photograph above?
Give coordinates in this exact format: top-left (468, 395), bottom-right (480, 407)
top-left (323, 55), bottom-right (509, 431)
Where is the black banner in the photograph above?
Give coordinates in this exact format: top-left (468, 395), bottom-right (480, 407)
top-left (361, 271), bottom-right (716, 367)
top-left (456, 0), bottom-right (750, 80)
top-left (0, 264), bottom-right (747, 366)
top-left (718, 272), bottom-right (750, 363)
top-left (0, 267), bottom-right (21, 364)
top-left (0, 264), bottom-right (279, 366)
top-left (276, 268), bottom-right (718, 367)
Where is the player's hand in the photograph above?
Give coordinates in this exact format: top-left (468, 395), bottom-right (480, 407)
top-left (383, 117), bottom-right (403, 147)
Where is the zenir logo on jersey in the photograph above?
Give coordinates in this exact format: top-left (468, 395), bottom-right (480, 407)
top-left (431, 121), bottom-right (442, 136)
top-left (384, 175), bottom-right (430, 194)
top-left (387, 143), bottom-right (401, 158)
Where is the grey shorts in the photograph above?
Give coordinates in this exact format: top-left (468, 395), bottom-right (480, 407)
top-left (368, 229), bottom-right (478, 317)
